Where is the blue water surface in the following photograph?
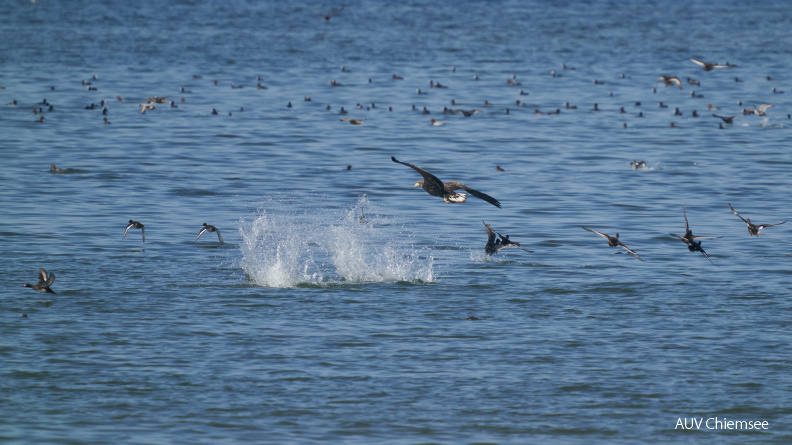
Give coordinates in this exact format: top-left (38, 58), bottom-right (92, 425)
top-left (1, 0), bottom-right (791, 443)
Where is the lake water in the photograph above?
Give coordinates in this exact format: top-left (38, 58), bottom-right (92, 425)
top-left (2, 0), bottom-right (792, 443)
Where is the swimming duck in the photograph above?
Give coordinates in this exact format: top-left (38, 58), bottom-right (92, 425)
top-left (50, 164), bottom-right (66, 173)
top-left (391, 156), bottom-right (501, 208)
top-left (392, 74), bottom-right (403, 80)
top-left (123, 220), bottom-right (145, 243)
top-left (728, 204), bottom-right (787, 236)
top-left (630, 160), bottom-right (647, 170)
top-left (341, 118), bottom-right (363, 125)
top-left (484, 221), bottom-right (533, 255)
top-left (670, 204), bottom-right (721, 265)
top-left (195, 222), bottom-right (224, 244)
top-left (582, 226), bottom-right (644, 261)
top-left (329, 80), bottom-right (342, 87)
top-left (430, 118), bottom-right (444, 126)
top-left (24, 268), bottom-right (56, 294)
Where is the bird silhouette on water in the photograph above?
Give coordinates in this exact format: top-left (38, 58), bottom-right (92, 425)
top-left (24, 268), bottom-right (56, 294)
top-left (484, 221), bottom-right (533, 255)
top-left (670, 204), bottom-right (721, 265)
top-left (728, 204), bottom-right (787, 236)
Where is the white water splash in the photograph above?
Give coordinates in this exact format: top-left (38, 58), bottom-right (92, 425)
top-left (239, 195), bottom-right (435, 288)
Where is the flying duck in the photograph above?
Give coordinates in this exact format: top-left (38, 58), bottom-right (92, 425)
top-left (23, 268), bottom-right (56, 294)
top-left (712, 114), bottom-right (737, 125)
top-left (195, 222), bottom-right (224, 243)
top-left (728, 204), bottom-right (787, 236)
top-left (658, 76), bottom-right (683, 89)
top-left (753, 104), bottom-right (774, 116)
top-left (484, 221), bottom-right (533, 255)
top-left (690, 59), bottom-right (733, 71)
top-left (123, 220), bottom-right (145, 243)
top-left (669, 204), bottom-right (721, 265)
top-left (582, 227), bottom-right (644, 261)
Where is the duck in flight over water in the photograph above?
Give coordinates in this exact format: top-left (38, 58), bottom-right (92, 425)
top-left (658, 76), bottom-right (682, 89)
top-left (669, 204), bottom-right (721, 265)
top-left (195, 223), bottom-right (224, 244)
top-left (123, 220), bottom-right (145, 243)
top-left (391, 156), bottom-right (501, 208)
top-left (484, 221), bottom-right (533, 255)
top-left (24, 268), bottom-right (56, 294)
top-left (582, 227), bottom-right (644, 261)
top-left (728, 204), bottom-right (787, 236)
top-left (690, 59), bottom-right (735, 71)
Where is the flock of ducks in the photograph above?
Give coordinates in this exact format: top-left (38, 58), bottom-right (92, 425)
top-left (387, 156), bottom-right (787, 265)
top-left (12, 55), bottom-right (790, 295)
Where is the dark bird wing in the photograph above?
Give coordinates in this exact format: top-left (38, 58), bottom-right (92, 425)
top-left (37, 268), bottom-right (48, 285)
top-left (616, 241), bottom-right (645, 261)
top-left (443, 181), bottom-right (501, 208)
top-left (483, 221), bottom-right (497, 246)
top-left (713, 114), bottom-right (737, 123)
top-left (759, 220), bottom-right (787, 229)
top-left (195, 227), bottom-right (208, 241)
top-left (141, 227), bottom-right (145, 243)
top-left (43, 270), bottom-right (55, 287)
top-left (216, 230), bottom-right (224, 244)
top-left (699, 247), bottom-right (717, 266)
top-left (728, 203), bottom-right (748, 223)
top-left (683, 204), bottom-right (690, 233)
top-left (582, 226), bottom-right (609, 241)
top-left (391, 156), bottom-right (446, 197)
top-left (123, 223), bottom-right (134, 239)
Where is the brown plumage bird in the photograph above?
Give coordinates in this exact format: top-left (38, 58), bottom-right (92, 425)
top-left (484, 221), bottom-right (532, 255)
top-left (24, 268), bottom-right (56, 294)
top-left (391, 157), bottom-right (501, 208)
top-left (728, 204), bottom-right (787, 236)
top-left (670, 204), bottom-right (721, 265)
top-left (123, 220), bottom-right (145, 243)
top-left (658, 76), bottom-right (682, 89)
top-left (690, 59), bottom-right (734, 71)
top-left (582, 227), bottom-right (644, 261)
top-left (195, 222), bottom-right (224, 244)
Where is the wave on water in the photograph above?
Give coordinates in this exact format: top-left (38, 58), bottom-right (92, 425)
top-left (239, 195), bottom-right (435, 288)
